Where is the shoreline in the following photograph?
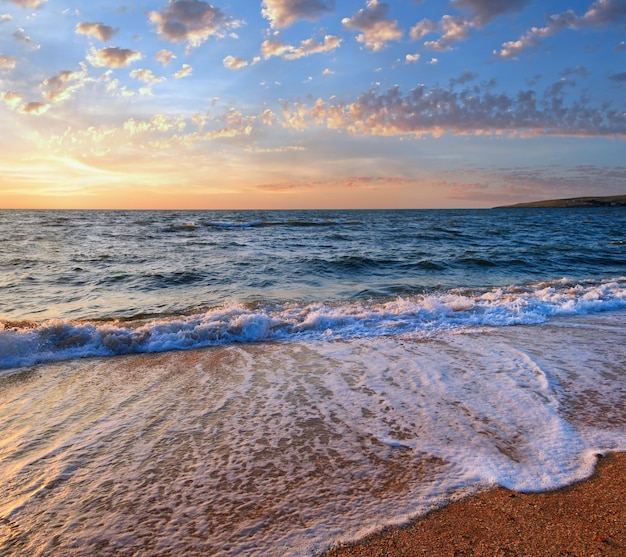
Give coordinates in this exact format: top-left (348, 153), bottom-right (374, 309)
top-left (323, 452), bottom-right (625, 556)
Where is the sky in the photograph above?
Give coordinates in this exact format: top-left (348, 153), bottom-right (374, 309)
top-left (1, 0), bottom-right (626, 209)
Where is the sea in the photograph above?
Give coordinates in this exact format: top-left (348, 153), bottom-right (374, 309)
top-left (0, 208), bottom-right (625, 556)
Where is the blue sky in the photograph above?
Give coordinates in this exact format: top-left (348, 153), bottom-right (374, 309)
top-left (1, 0), bottom-right (625, 208)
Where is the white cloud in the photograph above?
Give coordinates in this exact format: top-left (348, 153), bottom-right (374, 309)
top-left (87, 47), bottom-right (143, 68)
top-left (424, 15), bottom-right (472, 51)
top-left (75, 22), bottom-right (118, 42)
top-left (5, 0), bottom-right (46, 8)
top-left (223, 55), bottom-right (248, 70)
top-left (41, 63), bottom-right (88, 102)
top-left (0, 54), bottom-right (17, 69)
top-left (261, 35), bottom-right (341, 60)
top-left (173, 63), bottom-right (192, 79)
top-left (130, 69), bottom-right (165, 86)
top-left (342, 0), bottom-right (402, 52)
top-left (156, 49), bottom-right (176, 66)
top-left (0, 90), bottom-right (23, 109)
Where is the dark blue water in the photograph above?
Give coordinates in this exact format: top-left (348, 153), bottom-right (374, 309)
top-left (1, 209), bottom-right (625, 369)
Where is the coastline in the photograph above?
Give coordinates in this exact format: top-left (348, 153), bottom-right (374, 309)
top-left (323, 452), bottom-right (626, 556)
top-left (493, 194), bottom-right (626, 208)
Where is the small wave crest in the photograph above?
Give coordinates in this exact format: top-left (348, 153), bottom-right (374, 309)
top-left (1, 277), bottom-right (624, 370)
top-left (201, 219), bottom-right (351, 229)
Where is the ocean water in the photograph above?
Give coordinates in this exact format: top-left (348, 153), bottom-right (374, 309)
top-left (0, 209), bottom-right (625, 556)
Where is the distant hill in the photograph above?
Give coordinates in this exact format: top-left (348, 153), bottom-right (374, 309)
top-left (494, 195), bottom-right (626, 208)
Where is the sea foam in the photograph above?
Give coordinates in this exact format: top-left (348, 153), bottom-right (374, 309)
top-left (0, 277), bottom-right (624, 370)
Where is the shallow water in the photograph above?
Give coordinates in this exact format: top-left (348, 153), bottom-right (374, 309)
top-left (1, 312), bottom-right (624, 556)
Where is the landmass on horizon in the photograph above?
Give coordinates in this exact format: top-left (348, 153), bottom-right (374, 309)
top-left (495, 194), bottom-right (626, 208)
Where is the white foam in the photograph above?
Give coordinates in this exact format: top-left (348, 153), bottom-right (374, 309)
top-left (0, 310), bottom-right (624, 556)
top-left (0, 277), bottom-right (624, 370)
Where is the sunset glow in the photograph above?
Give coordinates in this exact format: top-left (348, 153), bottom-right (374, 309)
top-left (1, 0), bottom-right (625, 209)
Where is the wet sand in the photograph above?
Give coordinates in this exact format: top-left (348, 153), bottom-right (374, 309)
top-left (323, 452), bottom-right (626, 556)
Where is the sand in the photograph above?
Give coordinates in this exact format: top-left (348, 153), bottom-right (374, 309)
top-left (323, 452), bottom-right (625, 557)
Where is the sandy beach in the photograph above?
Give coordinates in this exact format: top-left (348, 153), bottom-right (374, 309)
top-left (323, 452), bottom-right (626, 556)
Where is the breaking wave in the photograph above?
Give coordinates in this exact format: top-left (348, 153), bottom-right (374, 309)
top-left (1, 277), bottom-right (624, 370)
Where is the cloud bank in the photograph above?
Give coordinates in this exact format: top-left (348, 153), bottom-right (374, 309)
top-left (281, 81), bottom-right (626, 138)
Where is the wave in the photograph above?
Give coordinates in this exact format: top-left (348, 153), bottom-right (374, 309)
top-left (201, 219), bottom-right (353, 229)
top-left (1, 277), bottom-right (624, 371)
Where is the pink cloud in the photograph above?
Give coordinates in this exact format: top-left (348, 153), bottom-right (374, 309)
top-left (342, 0), bottom-right (402, 52)
top-left (262, 0), bottom-right (334, 29)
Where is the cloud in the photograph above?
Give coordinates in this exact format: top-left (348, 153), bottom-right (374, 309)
top-left (287, 35), bottom-right (341, 59)
top-left (495, 0), bottom-right (626, 60)
top-left (424, 15), bottom-right (471, 51)
top-left (405, 53), bottom-right (420, 63)
top-left (75, 22), bottom-right (119, 42)
top-left (41, 63), bottom-right (88, 102)
top-left (280, 82), bottom-right (626, 138)
top-left (409, 19), bottom-right (437, 40)
top-left (261, 34), bottom-right (341, 60)
top-left (261, 0), bottom-right (334, 29)
top-left (130, 68), bottom-right (165, 85)
top-left (20, 101), bottom-right (49, 115)
top-left (0, 54), bottom-right (17, 69)
top-left (223, 55), bottom-right (247, 70)
top-left (560, 65), bottom-right (589, 78)
top-left (582, 0), bottom-right (626, 26)
top-left (412, 2), bottom-right (529, 51)
top-left (156, 49), bottom-right (176, 66)
top-left (5, 0), bottom-right (46, 8)
top-left (0, 90), bottom-right (23, 108)
top-left (452, 0), bottom-right (531, 27)
top-left (342, 0), bottom-right (402, 51)
top-left (87, 46), bottom-right (143, 68)
top-left (1, 14), bottom-right (12, 23)
top-left (256, 175), bottom-right (417, 193)
top-left (261, 39), bottom-right (291, 59)
top-left (13, 27), bottom-right (39, 49)
top-left (609, 71), bottom-right (626, 82)
top-left (149, 0), bottom-right (241, 51)
top-left (122, 114), bottom-right (186, 136)
top-left (173, 63), bottom-right (192, 79)
top-left (449, 70), bottom-right (477, 87)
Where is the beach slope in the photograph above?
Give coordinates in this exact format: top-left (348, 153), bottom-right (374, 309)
top-left (324, 452), bottom-right (626, 556)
